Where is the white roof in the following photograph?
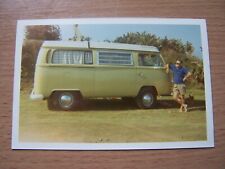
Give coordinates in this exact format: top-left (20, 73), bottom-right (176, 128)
top-left (90, 42), bottom-right (159, 52)
top-left (43, 41), bottom-right (89, 49)
top-left (43, 41), bottom-right (159, 52)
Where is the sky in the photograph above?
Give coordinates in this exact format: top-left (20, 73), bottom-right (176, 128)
top-left (59, 24), bottom-right (202, 58)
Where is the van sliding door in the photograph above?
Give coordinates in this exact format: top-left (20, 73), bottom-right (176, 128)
top-left (94, 51), bottom-right (136, 97)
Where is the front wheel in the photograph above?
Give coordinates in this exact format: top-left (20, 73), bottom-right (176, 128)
top-left (136, 88), bottom-right (157, 109)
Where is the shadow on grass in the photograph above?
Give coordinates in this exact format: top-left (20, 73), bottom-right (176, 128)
top-left (157, 99), bottom-right (206, 111)
top-left (79, 99), bottom-right (138, 111)
top-left (77, 98), bottom-right (206, 111)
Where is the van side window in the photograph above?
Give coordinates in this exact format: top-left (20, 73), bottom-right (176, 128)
top-left (138, 53), bottom-right (164, 67)
top-left (84, 52), bottom-right (93, 64)
top-left (52, 50), bottom-right (92, 64)
top-left (98, 51), bottom-right (133, 65)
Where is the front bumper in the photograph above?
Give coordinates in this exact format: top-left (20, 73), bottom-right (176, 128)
top-left (30, 89), bottom-right (44, 100)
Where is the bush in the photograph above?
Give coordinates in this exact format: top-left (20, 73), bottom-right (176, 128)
top-left (21, 40), bottom-right (43, 87)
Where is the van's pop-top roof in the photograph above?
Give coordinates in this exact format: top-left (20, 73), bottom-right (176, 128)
top-left (42, 41), bottom-right (159, 52)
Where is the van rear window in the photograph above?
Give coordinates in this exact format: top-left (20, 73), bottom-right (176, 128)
top-left (98, 51), bottom-right (133, 65)
top-left (52, 50), bottom-right (92, 64)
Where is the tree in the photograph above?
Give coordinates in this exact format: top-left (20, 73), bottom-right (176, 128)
top-left (114, 32), bottom-right (161, 48)
top-left (114, 32), bottom-right (188, 63)
top-left (21, 40), bottom-right (42, 79)
top-left (25, 25), bottom-right (61, 40)
top-left (161, 36), bottom-right (169, 49)
top-left (22, 25), bottom-right (61, 87)
top-left (113, 32), bottom-right (204, 88)
top-left (185, 41), bottom-right (194, 57)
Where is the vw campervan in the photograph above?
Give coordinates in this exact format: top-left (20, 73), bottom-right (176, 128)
top-left (30, 41), bottom-right (171, 110)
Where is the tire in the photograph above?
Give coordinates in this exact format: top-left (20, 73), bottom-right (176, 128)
top-left (136, 88), bottom-right (157, 109)
top-left (47, 91), bottom-right (81, 111)
top-left (47, 93), bottom-right (58, 110)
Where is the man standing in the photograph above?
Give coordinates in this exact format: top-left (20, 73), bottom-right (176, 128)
top-left (165, 59), bottom-right (192, 112)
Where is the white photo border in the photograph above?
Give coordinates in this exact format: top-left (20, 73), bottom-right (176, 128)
top-left (12, 18), bottom-right (214, 150)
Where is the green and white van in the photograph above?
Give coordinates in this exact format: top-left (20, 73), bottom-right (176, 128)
top-left (30, 41), bottom-right (171, 110)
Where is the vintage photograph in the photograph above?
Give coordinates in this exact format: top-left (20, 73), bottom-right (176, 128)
top-left (12, 18), bottom-right (214, 150)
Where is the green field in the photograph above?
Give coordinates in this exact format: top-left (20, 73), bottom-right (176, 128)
top-left (19, 89), bottom-right (207, 143)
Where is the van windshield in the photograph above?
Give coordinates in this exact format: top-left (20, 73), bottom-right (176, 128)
top-left (138, 53), bottom-right (164, 67)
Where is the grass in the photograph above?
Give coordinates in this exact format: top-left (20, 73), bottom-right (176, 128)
top-left (19, 88), bottom-right (207, 143)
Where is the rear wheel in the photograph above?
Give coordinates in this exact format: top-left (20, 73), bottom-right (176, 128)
top-left (136, 88), bottom-right (157, 109)
top-left (47, 91), bottom-right (81, 111)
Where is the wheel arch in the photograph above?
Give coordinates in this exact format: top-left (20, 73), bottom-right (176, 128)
top-left (138, 86), bottom-right (158, 96)
top-left (49, 89), bottom-right (83, 98)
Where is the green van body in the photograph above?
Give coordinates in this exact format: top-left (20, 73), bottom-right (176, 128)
top-left (30, 41), bottom-right (172, 109)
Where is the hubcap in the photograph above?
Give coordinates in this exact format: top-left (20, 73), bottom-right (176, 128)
top-left (142, 94), bottom-right (153, 107)
top-left (59, 93), bottom-right (74, 109)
